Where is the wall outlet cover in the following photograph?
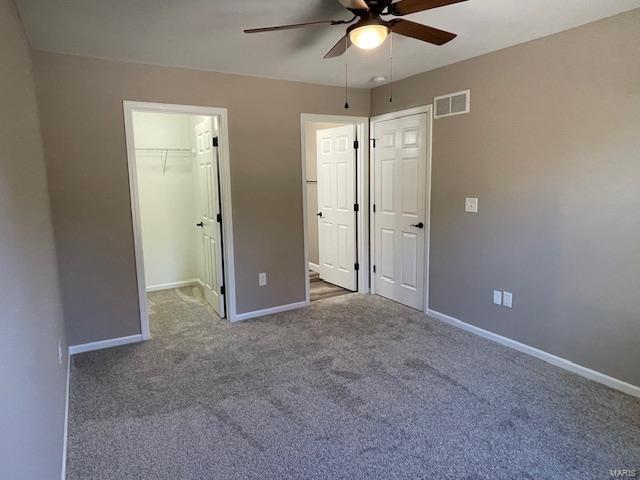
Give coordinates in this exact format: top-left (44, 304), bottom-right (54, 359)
top-left (258, 272), bottom-right (267, 287)
top-left (493, 290), bottom-right (503, 305)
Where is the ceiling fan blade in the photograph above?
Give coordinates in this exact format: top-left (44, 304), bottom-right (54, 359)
top-left (244, 20), bottom-right (339, 33)
top-left (388, 19), bottom-right (456, 45)
top-left (336, 0), bottom-right (369, 10)
top-left (324, 35), bottom-right (352, 58)
top-left (388, 0), bottom-right (468, 16)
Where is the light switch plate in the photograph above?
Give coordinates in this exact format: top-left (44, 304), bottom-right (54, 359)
top-left (465, 197), bottom-right (478, 213)
top-left (493, 290), bottom-right (503, 305)
top-left (503, 291), bottom-right (513, 308)
top-left (258, 272), bottom-right (267, 287)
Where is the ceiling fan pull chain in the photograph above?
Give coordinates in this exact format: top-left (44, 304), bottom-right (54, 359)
top-left (389, 32), bottom-right (393, 103)
top-left (344, 36), bottom-right (350, 109)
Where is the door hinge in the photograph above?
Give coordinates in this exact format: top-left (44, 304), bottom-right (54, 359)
top-left (371, 138), bottom-right (376, 148)
top-left (216, 213), bottom-right (222, 223)
top-left (212, 137), bottom-right (219, 147)
top-left (220, 285), bottom-right (225, 295)
top-left (354, 203), bottom-right (359, 212)
top-left (373, 265), bottom-right (376, 273)
top-left (373, 203), bottom-right (376, 213)
top-left (353, 140), bottom-right (359, 150)
top-left (354, 263), bottom-right (359, 271)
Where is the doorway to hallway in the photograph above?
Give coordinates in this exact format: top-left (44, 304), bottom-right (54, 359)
top-left (300, 114), bottom-right (370, 304)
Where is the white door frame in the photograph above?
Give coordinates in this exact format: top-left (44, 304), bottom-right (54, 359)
top-left (369, 105), bottom-right (433, 314)
top-left (123, 101), bottom-right (238, 339)
top-left (300, 113), bottom-right (370, 304)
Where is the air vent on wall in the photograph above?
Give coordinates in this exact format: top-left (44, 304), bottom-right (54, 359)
top-left (434, 90), bottom-right (470, 119)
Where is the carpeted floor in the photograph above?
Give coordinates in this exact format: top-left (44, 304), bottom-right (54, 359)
top-left (67, 287), bottom-right (640, 480)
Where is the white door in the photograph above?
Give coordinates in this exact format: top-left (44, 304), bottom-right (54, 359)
top-left (195, 117), bottom-right (225, 317)
top-left (316, 125), bottom-right (357, 291)
top-left (373, 113), bottom-right (428, 310)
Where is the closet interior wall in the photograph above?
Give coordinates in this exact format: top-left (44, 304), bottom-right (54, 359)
top-left (133, 111), bottom-right (199, 291)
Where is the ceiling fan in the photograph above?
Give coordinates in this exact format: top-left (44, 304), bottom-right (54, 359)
top-left (244, 0), bottom-right (468, 58)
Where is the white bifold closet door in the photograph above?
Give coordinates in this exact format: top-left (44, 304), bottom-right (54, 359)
top-left (316, 124), bottom-right (357, 291)
top-left (373, 113), bottom-right (428, 310)
top-left (195, 117), bottom-right (225, 317)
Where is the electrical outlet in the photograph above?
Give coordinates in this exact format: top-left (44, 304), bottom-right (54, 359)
top-left (465, 197), bottom-right (478, 213)
top-left (258, 272), bottom-right (267, 287)
top-left (493, 290), bottom-right (503, 305)
top-left (57, 337), bottom-right (63, 364)
top-left (503, 291), bottom-right (513, 308)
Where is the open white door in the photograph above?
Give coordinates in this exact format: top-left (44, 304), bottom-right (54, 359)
top-left (373, 113), bottom-right (428, 310)
top-left (316, 124), bottom-right (357, 291)
top-left (195, 117), bottom-right (225, 317)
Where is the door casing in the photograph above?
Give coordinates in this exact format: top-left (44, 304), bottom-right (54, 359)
top-left (369, 105), bottom-right (433, 315)
top-left (300, 114), bottom-right (370, 304)
top-left (124, 101), bottom-right (238, 339)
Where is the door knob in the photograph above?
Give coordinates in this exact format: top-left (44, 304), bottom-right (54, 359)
top-left (410, 222), bottom-right (424, 229)
top-left (196, 222), bottom-right (204, 227)
top-left (317, 212), bottom-right (323, 217)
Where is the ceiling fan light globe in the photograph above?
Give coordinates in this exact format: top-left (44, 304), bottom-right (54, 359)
top-left (349, 25), bottom-right (389, 50)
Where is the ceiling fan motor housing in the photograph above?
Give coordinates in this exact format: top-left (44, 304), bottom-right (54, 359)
top-left (347, 11), bottom-right (387, 33)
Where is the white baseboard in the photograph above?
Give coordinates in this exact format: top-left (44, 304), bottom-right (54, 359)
top-left (427, 309), bottom-right (640, 398)
top-left (308, 262), bottom-right (320, 273)
top-left (61, 353), bottom-right (70, 480)
top-left (68, 334), bottom-right (143, 355)
top-left (234, 301), bottom-right (308, 322)
top-left (146, 279), bottom-right (199, 292)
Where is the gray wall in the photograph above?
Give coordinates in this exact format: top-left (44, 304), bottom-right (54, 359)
top-left (0, 0), bottom-right (67, 478)
top-left (33, 52), bottom-right (370, 345)
top-left (371, 9), bottom-right (640, 386)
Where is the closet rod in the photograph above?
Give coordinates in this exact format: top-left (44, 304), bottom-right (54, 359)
top-left (135, 147), bottom-right (192, 152)
top-left (135, 148), bottom-right (193, 174)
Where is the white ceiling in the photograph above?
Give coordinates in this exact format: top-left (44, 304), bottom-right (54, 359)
top-left (16, 0), bottom-right (640, 88)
